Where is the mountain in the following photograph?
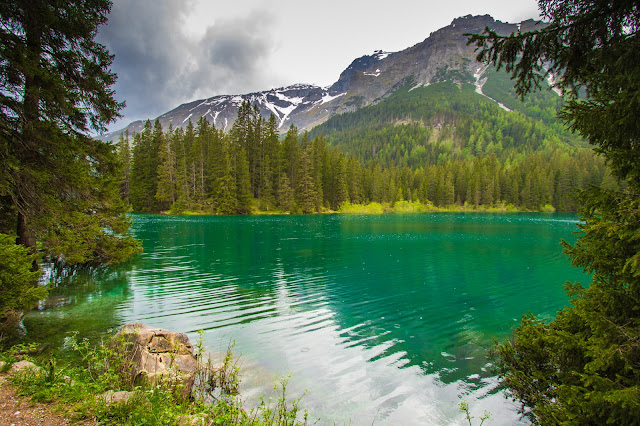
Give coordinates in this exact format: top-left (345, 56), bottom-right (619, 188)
top-left (101, 15), bottom-right (545, 141)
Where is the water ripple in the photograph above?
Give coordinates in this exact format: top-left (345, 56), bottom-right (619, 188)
top-left (104, 213), bottom-right (589, 425)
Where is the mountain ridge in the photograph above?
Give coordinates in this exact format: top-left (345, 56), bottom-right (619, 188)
top-left (101, 14), bottom-right (545, 142)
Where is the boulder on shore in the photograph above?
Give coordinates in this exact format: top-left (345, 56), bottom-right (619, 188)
top-left (114, 323), bottom-right (198, 399)
top-left (8, 360), bottom-right (42, 376)
top-left (101, 390), bottom-right (135, 404)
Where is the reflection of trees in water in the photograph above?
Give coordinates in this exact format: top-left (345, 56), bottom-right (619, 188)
top-left (20, 259), bottom-right (137, 355)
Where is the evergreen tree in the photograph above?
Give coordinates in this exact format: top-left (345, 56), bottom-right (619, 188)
top-left (235, 148), bottom-right (252, 214)
top-left (183, 120), bottom-right (197, 206)
top-left (347, 157), bottom-right (364, 204)
top-left (116, 130), bottom-right (131, 205)
top-left (277, 175), bottom-right (295, 213)
top-left (172, 127), bottom-right (189, 207)
top-left (193, 117), bottom-right (210, 206)
top-left (469, 0), bottom-right (640, 422)
top-left (0, 0), bottom-right (140, 266)
top-left (281, 125), bottom-right (300, 190)
top-left (130, 120), bottom-right (162, 212)
top-left (155, 126), bottom-right (177, 209)
top-left (211, 139), bottom-right (237, 215)
top-left (310, 136), bottom-right (327, 210)
top-left (296, 151), bottom-right (317, 214)
top-left (264, 114), bottom-right (281, 193)
top-left (333, 155), bottom-right (349, 209)
top-left (0, 233), bottom-right (46, 334)
top-left (259, 155), bottom-right (275, 211)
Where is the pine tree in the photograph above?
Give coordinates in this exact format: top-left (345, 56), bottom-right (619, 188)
top-left (194, 117), bottom-right (210, 206)
top-left (310, 136), bottom-right (327, 210)
top-left (334, 155), bottom-right (349, 209)
top-left (347, 157), bottom-right (364, 204)
top-left (281, 125), bottom-right (300, 190)
top-left (277, 175), bottom-right (295, 213)
top-left (259, 155), bottom-right (275, 211)
top-left (130, 121), bottom-right (155, 211)
top-left (172, 127), bottom-right (189, 206)
top-left (296, 151), bottom-right (317, 214)
top-left (235, 148), bottom-right (252, 214)
top-left (264, 114), bottom-right (281, 192)
top-left (469, 1), bottom-right (640, 422)
top-left (0, 0), bottom-right (140, 266)
top-left (155, 126), bottom-right (177, 209)
top-left (183, 120), bottom-right (197, 207)
top-left (116, 130), bottom-right (131, 205)
top-left (211, 139), bottom-right (237, 215)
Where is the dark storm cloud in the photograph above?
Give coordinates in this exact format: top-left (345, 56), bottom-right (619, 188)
top-left (97, 0), bottom-right (276, 130)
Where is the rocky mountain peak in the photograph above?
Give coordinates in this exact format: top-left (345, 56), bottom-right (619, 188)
top-left (102, 15), bottom-right (543, 142)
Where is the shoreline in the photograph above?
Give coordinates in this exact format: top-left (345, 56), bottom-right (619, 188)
top-left (146, 201), bottom-right (563, 217)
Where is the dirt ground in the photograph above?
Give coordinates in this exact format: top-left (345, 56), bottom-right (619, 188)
top-left (0, 374), bottom-right (72, 426)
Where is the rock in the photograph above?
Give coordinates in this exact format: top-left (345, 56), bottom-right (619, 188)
top-left (177, 414), bottom-right (212, 425)
top-left (61, 375), bottom-right (76, 386)
top-left (101, 390), bottom-right (135, 404)
top-left (8, 361), bottom-right (42, 375)
top-left (114, 323), bottom-right (198, 399)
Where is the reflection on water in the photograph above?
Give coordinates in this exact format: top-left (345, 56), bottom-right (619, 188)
top-left (24, 213), bottom-right (585, 425)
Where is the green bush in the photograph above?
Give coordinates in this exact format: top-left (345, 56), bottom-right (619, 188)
top-left (0, 233), bottom-right (47, 334)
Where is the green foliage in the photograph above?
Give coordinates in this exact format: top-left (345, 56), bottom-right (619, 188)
top-left (470, 0), bottom-right (640, 423)
top-left (306, 78), bottom-right (607, 212)
top-left (458, 400), bottom-right (491, 426)
top-left (339, 201), bottom-right (385, 214)
top-left (251, 375), bottom-right (308, 426)
top-left (4, 330), bottom-right (312, 425)
top-left (0, 1), bottom-right (141, 267)
top-left (0, 234), bottom-right (46, 332)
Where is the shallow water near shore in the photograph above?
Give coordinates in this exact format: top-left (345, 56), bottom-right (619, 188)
top-left (25, 213), bottom-right (586, 425)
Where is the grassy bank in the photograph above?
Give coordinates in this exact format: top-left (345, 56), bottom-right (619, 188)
top-left (0, 332), bottom-right (310, 425)
top-left (337, 200), bottom-right (557, 214)
top-left (155, 200), bottom-right (558, 217)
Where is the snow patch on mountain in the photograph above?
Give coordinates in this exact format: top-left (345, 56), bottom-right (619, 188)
top-left (473, 64), bottom-right (489, 93)
top-left (473, 65), bottom-right (511, 111)
top-left (373, 50), bottom-right (391, 60)
top-left (364, 69), bottom-right (382, 77)
top-left (273, 104), bottom-right (297, 127)
top-left (320, 91), bottom-right (346, 104)
top-left (275, 92), bottom-right (304, 104)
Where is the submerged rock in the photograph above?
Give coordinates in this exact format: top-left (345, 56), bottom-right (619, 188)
top-left (114, 323), bottom-right (198, 400)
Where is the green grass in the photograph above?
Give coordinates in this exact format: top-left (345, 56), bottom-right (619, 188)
top-left (338, 200), bottom-right (542, 214)
top-left (1, 331), bottom-right (311, 425)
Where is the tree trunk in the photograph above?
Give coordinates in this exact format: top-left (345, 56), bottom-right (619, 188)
top-left (16, 211), bottom-right (38, 271)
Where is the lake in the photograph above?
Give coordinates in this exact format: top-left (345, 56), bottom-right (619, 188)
top-left (25, 213), bottom-right (586, 425)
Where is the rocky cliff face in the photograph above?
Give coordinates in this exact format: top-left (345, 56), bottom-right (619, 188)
top-left (101, 15), bottom-right (544, 141)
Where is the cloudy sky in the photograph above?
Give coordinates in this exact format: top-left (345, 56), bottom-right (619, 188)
top-left (97, 0), bottom-right (541, 132)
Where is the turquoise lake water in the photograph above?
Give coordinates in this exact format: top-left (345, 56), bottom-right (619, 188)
top-left (25, 213), bottom-right (587, 425)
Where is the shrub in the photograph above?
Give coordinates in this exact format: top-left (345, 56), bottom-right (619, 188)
top-left (0, 233), bottom-right (47, 337)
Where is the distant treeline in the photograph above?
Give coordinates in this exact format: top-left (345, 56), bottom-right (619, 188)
top-left (118, 97), bottom-right (612, 214)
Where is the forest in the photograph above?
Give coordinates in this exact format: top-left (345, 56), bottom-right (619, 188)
top-left (123, 80), bottom-right (613, 215)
